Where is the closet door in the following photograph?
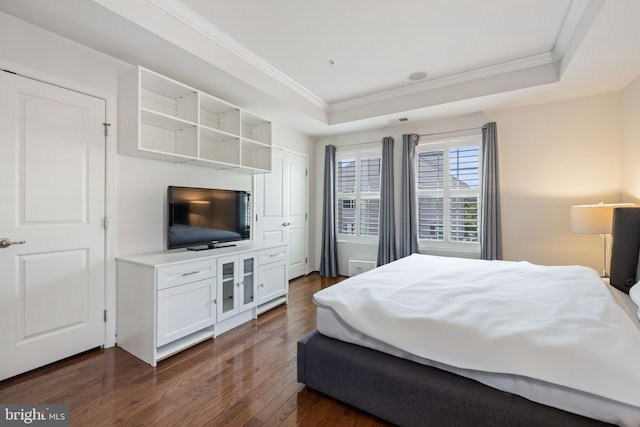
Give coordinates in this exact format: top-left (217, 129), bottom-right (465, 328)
top-left (0, 71), bottom-right (106, 380)
top-left (254, 147), bottom-right (308, 279)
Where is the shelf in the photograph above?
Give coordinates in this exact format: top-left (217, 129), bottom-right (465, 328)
top-left (140, 110), bottom-right (198, 157)
top-left (141, 109), bottom-right (196, 130)
top-left (241, 111), bottom-right (272, 145)
top-left (140, 69), bottom-right (198, 123)
top-left (241, 140), bottom-right (272, 171)
top-left (119, 66), bottom-right (272, 173)
top-left (156, 328), bottom-right (214, 362)
top-left (199, 128), bottom-right (241, 165)
top-left (200, 93), bottom-right (240, 136)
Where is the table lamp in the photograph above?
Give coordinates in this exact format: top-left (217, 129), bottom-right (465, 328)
top-left (571, 202), bottom-right (635, 277)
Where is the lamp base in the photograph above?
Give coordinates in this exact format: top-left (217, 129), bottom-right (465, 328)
top-left (600, 233), bottom-right (610, 279)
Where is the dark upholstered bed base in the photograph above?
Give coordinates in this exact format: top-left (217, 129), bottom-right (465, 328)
top-left (297, 330), bottom-right (613, 427)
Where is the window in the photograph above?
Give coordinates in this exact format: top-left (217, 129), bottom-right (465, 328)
top-left (336, 148), bottom-right (381, 239)
top-left (416, 133), bottom-right (481, 250)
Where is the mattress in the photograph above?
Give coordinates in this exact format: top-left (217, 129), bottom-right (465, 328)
top-left (314, 255), bottom-right (640, 426)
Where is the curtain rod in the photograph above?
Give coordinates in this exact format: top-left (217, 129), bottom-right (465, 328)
top-left (419, 126), bottom-right (482, 137)
top-left (335, 126), bottom-right (483, 148)
top-left (337, 140), bottom-right (381, 149)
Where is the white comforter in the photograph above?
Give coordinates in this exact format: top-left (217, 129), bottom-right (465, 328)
top-left (313, 254), bottom-right (640, 409)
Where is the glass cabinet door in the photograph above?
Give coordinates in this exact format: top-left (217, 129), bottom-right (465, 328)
top-left (243, 257), bottom-right (254, 305)
top-left (221, 260), bottom-right (235, 315)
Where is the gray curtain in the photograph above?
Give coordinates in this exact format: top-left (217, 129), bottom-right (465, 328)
top-left (481, 122), bottom-right (502, 260)
top-left (399, 134), bottom-right (419, 258)
top-left (377, 137), bottom-right (396, 266)
top-left (320, 145), bottom-right (339, 276)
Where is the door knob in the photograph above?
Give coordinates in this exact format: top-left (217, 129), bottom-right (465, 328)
top-left (282, 222), bottom-right (291, 227)
top-left (0, 238), bottom-right (26, 248)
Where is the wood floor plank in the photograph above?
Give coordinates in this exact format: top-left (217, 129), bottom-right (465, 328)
top-left (0, 273), bottom-right (389, 426)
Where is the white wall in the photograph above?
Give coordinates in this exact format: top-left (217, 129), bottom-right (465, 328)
top-left (314, 94), bottom-right (625, 275)
top-left (0, 12), bottom-right (312, 345)
top-left (622, 74), bottom-right (640, 203)
top-left (0, 13), bottom-right (128, 96)
top-left (0, 12), bottom-right (255, 257)
top-left (114, 156), bottom-right (251, 256)
top-left (488, 93), bottom-right (623, 271)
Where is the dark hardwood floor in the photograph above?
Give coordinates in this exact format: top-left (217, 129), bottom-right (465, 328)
top-left (0, 273), bottom-right (390, 426)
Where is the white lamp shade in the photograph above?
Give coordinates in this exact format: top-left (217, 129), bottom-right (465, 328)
top-left (571, 203), bottom-right (635, 234)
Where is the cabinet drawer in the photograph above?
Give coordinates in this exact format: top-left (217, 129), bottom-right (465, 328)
top-left (258, 247), bottom-right (287, 265)
top-left (157, 261), bottom-right (216, 290)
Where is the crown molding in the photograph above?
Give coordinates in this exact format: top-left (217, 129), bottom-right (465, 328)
top-left (554, 0), bottom-right (604, 76)
top-left (328, 52), bottom-right (557, 113)
top-left (330, 0), bottom-right (601, 113)
top-left (148, 0), bottom-right (329, 111)
top-left (147, 0), bottom-right (601, 123)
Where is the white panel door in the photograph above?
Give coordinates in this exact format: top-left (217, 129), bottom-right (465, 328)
top-left (254, 149), bottom-right (285, 242)
top-left (0, 71), bottom-right (106, 380)
top-left (286, 152), bottom-right (307, 278)
top-left (254, 148), bottom-right (308, 279)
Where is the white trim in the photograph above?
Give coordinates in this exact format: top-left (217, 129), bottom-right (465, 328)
top-left (336, 148), bottom-right (382, 242)
top-left (329, 52), bottom-right (556, 113)
top-left (336, 141), bottom-right (380, 153)
top-left (554, 0), bottom-right (605, 74)
top-left (415, 133), bottom-right (482, 251)
top-left (0, 59), bottom-right (111, 101)
top-left (419, 128), bottom-right (483, 144)
top-left (329, 0), bottom-right (602, 113)
top-left (103, 91), bottom-right (118, 349)
top-left (148, 0), bottom-right (328, 111)
top-left (254, 145), bottom-right (312, 277)
top-left (130, 0), bottom-right (601, 119)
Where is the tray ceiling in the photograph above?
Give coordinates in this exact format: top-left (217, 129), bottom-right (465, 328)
top-left (1, 0), bottom-right (639, 135)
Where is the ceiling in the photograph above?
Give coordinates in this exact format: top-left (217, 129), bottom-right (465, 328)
top-left (1, 0), bottom-right (640, 136)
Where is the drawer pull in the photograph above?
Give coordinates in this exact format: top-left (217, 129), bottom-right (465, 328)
top-left (181, 270), bottom-right (200, 276)
top-left (269, 252), bottom-right (285, 257)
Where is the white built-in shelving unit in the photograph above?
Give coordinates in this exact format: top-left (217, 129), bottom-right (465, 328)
top-left (118, 66), bottom-right (272, 173)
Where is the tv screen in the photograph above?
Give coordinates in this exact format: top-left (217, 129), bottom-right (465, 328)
top-left (167, 186), bottom-right (250, 250)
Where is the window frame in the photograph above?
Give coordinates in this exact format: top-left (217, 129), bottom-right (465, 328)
top-left (415, 131), bottom-right (482, 254)
top-left (335, 145), bottom-right (382, 243)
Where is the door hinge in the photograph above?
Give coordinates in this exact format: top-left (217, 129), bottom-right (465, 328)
top-left (305, 213), bottom-right (308, 220)
top-left (103, 217), bottom-right (109, 230)
top-left (305, 169), bottom-right (308, 177)
top-left (103, 122), bottom-right (111, 137)
top-left (256, 214), bottom-right (258, 222)
top-left (305, 257), bottom-right (308, 264)
top-left (104, 310), bottom-right (107, 322)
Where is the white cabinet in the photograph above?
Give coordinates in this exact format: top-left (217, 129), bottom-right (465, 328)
top-left (116, 257), bottom-right (216, 367)
top-left (217, 253), bottom-right (256, 320)
top-left (156, 278), bottom-right (216, 347)
top-left (118, 66), bottom-right (272, 173)
top-left (257, 246), bottom-right (289, 314)
top-left (116, 242), bottom-right (286, 366)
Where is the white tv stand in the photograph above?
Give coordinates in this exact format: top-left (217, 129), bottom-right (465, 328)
top-left (116, 241), bottom-right (288, 366)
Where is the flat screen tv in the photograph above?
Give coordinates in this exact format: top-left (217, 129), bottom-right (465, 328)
top-left (167, 186), bottom-right (250, 250)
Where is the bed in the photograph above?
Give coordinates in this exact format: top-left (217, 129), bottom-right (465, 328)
top-left (297, 208), bottom-right (640, 426)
